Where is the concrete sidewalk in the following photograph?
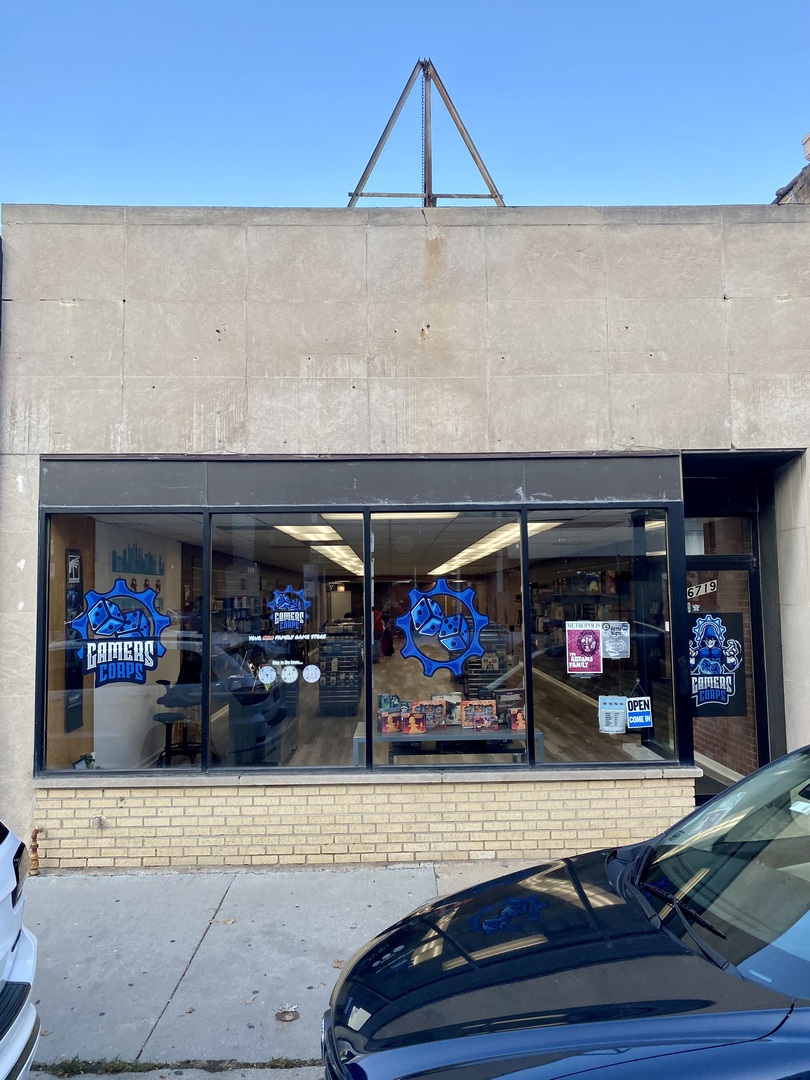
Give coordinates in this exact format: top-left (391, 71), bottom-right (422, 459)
top-left (24, 859), bottom-right (536, 1077)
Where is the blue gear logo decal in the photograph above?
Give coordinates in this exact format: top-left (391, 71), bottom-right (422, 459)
top-left (70, 578), bottom-right (171, 687)
top-left (268, 585), bottom-right (311, 632)
top-left (395, 578), bottom-right (489, 677)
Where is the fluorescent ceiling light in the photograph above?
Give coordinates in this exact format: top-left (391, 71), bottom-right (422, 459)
top-left (646, 550), bottom-right (667, 557)
top-left (312, 544), bottom-right (364, 576)
top-left (274, 525), bottom-right (343, 542)
top-left (323, 512), bottom-right (459, 522)
top-left (429, 522), bottom-right (561, 575)
top-left (372, 512), bottom-right (459, 521)
top-left (644, 520), bottom-right (666, 531)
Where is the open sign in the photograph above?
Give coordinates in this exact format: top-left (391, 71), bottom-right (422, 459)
top-left (627, 696), bottom-right (653, 729)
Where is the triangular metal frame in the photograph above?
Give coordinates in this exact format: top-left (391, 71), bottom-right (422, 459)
top-left (347, 59), bottom-right (505, 208)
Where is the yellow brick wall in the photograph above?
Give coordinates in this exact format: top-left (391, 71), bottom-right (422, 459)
top-left (32, 774), bottom-right (696, 870)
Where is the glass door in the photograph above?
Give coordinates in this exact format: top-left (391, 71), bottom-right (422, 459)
top-left (686, 516), bottom-right (766, 801)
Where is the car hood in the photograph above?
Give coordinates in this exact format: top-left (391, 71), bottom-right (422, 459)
top-left (328, 851), bottom-right (793, 1078)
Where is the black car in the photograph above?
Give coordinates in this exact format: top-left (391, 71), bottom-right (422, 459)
top-left (323, 747), bottom-right (810, 1079)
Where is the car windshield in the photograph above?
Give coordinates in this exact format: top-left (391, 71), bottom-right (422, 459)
top-left (639, 747), bottom-right (810, 999)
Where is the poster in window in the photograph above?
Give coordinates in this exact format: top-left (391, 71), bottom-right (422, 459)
top-left (65, 550), bottom-right (84, 732)
top-left (601, 621), bottom-right (630, 660)
top-left (689, 612), bottom-right (747, 716)
top-left (566, 621), bottom-right (603, 676)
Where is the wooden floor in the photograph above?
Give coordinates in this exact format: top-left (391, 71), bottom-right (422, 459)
top-left (285, 639), bottom-right (672, 768)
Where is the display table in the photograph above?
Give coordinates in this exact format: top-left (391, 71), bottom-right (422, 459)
top-left (353, 724), bottom-right (544, 765)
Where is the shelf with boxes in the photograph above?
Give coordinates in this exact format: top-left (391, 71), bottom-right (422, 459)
top-left (362, 686), bottom-right (538, 765)
top-left (318, 620), bottom-right (363, 717)
top-left (460, 622), bottom-right (512, 698)
top-left (215, 595), bottom-right (265, 634)
top-left (530, 568), bottom-right (629, 631)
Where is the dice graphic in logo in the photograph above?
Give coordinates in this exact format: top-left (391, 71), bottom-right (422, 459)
top-left (439, 614), bottom-right (470, 653)
top-left (119, 609), bottom-right (150, 638)
top-left (411, 596), bottom-right (443, 638)
top-left (87, 598), bottom-right (126, 637)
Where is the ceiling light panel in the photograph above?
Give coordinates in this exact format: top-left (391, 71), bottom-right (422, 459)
top-left (429, 522), bottom-right (560, 575)
top-left (274, 525), bottom-right (343, 542)
top-left (312, 545), bottom-right (364, 576)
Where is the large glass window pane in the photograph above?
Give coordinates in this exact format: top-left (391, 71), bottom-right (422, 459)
top-left (209, 513), bottom-right (365, 767)
top-left (371, 512), bottom-right (527, 767)
top-left (45, 514), bottom-right (204, 770)
top-left (528, 509), bottom-right (675, 763)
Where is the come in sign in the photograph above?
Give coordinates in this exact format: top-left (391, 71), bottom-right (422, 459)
top-left (627, 695), bottom-right (653, 729)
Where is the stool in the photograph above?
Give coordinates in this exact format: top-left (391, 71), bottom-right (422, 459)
top-left (153, 680), bottom-right (201, 767)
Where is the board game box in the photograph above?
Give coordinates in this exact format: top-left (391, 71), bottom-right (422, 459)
top-left (460, 699), bottom-right (498, 730)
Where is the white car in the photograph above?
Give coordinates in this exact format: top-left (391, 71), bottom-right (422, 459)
top-left (0, 823), bottom-right (39, 1080)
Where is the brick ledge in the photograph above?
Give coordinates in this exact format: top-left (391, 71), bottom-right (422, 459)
top-left (35, 764), bottom-right (701, 789)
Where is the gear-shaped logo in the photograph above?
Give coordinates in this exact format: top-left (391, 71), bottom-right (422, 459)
top-left (70, 578), bottom-right (170, 687)
top-left (268, 585), bottom-right (311, 632)
top-left (689, 612), bottom-right (743, 710)
top-left (395, 578), bottom-right (489, 677)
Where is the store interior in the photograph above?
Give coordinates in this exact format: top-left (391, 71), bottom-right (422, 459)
top-left (45, 509), bottom-right (676, 771)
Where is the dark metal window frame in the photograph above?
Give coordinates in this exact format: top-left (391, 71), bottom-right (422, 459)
top-left (36, 455), bottom-right (691, 775)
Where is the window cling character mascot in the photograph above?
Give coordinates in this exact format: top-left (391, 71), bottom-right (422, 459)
top-left (694, 626), bottom-right (724, 675)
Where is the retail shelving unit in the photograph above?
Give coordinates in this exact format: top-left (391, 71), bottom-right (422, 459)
top-left (318, 620), bottom-right (363, 716)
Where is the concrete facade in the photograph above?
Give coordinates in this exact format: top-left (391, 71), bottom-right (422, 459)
top-left (1, 203), bottom-right (809, 866)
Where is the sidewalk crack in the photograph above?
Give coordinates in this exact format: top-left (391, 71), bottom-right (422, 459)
top-left (135, 874), bottom-right (238, 1060)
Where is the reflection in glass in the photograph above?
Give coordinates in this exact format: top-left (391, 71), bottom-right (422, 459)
top-left (45, 513), bottom-right (204, 771)
top-left (528, 509), bottom-right (675, 764)
top-left (209, 513), bottom-right (365, 767)
top-left (371, 511), bottom-right (528, 767)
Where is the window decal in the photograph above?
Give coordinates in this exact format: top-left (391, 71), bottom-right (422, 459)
top-left (689, 613), bottom-right (745, 712)
top-left (268, 586), bottom-right (311, 632)
top-left (395, 578), bottom-right (489, 677)
top-left (69, 578), bottom-right (170, 687)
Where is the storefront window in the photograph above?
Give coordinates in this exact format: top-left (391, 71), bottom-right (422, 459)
top-left (528, 509), bottom-right (676, 763)
top-left (45, 514), bottom-right (204, 771)
top-left (43, 504), bottom-right (679, 772)
top-left (208, 513), bottom-right (365, 767)
top-left (370, 512), bottom-right (527, 767)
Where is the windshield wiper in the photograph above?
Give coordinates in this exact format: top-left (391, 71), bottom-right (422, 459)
top-left (642, 882), bottom-right (727, 939)
top-left (641, 882), bottom-right (741, 976)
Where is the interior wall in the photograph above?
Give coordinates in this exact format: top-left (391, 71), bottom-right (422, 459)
top-left (91, 521), bottom-right (183, 769)
top-left (46, 516), bottom-right (96, 768)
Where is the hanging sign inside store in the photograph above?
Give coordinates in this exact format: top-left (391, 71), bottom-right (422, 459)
top-left (396, 578), bottom-right (489, 677)
top-left (69, 579), bottom-right (170, 687)
top-left (627, 695), bottom-right (653, 729)
top-left (689, 612), bottom-right (747, 715)
top-left (566, 621), bottom-right (603, 675)
top-left (601, 621), bottom-right (630, 659)
top-left (599, 696), bottom-right (627, 734)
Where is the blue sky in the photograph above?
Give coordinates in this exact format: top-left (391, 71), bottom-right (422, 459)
top-left (1, 0), bottom-right (808, 209)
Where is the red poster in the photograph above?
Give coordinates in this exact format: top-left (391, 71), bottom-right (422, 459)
top-left (566, 621), bottom-right (603, 675)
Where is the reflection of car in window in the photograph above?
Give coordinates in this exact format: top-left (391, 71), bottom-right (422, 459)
top-left (159, 637), bottom-right (292, 765)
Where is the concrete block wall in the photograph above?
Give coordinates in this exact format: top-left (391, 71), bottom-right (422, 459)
top-left (32, 771), bottom-right (697, 870)
top-left (2, 202), bottom-right (810, 847)
top-left (775, 455), bottom-right (810, 752)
